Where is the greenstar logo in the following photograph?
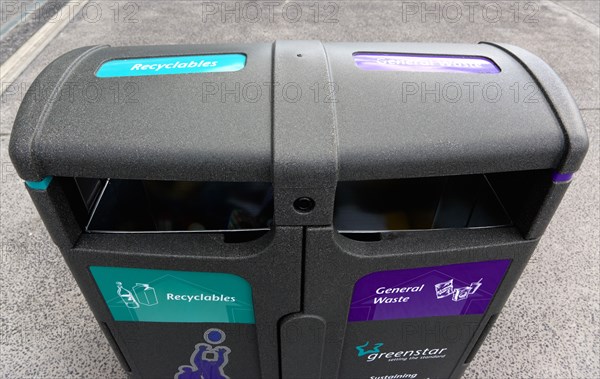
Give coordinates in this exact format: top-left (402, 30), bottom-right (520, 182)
top-left (356, 341), bottom-right (384, 357)
top-left (356, 341), bottom-right (448, 363)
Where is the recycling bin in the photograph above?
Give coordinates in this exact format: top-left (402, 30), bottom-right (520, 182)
top-left (10, 41), bottom-right (588, 379)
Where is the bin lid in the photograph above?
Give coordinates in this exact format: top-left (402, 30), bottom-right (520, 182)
top-left (323, 42), bottom-right (587, 180)
top-left (10, 44), bottom-right (274, 182)
top-left (10, 42), bottom-right (587, 183)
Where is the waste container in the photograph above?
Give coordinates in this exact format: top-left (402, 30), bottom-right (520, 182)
top-left (9, 41), bottom-right (588, 379)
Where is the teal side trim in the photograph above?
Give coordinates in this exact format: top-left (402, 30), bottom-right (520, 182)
top-left (25, 176), bottom-right (53, 190)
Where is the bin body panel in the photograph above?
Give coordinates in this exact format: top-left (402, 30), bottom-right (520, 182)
top-left (62, 230), bottom-right (303, 379)
top-left (297, 227), bottom-right (537, 379)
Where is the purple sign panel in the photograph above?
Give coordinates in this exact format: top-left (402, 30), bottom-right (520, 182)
top-left (348, 260), bottom-right (511, 322)
top-left (353, 53), bottom-right (501, 74)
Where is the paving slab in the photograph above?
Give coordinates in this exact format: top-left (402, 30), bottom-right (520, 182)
top-left (554, 0), bottom-right (600, 26)
top-left (1, 1), bottom-right (599, 378)
top-left (0, 0), bottom-right (70, 64)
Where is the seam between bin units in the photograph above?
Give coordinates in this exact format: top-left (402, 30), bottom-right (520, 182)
top-left (479, 42), bottom-right (572, 173)
top-left (30, 45), bottom-right (109, 175)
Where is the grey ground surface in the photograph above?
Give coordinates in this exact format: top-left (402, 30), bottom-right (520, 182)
top-left (1, 1), bottom-right (599, 378)
top-left (0, 0), bottom-right (71, 64)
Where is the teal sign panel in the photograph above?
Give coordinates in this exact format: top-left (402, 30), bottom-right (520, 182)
top-left (90, 266), bottom-right (255, 323)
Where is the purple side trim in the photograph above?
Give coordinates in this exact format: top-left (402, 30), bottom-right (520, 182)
top-left (552, 172), bottom-right (574, 183)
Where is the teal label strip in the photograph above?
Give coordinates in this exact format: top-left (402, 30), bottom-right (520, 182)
top-left (90, 266), bottom-right (255, 323)
top-left (95, 54), bottom-right (246, 78)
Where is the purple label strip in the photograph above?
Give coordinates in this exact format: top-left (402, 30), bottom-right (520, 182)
top-left (354, 53), bottom-right (501, 74)
top-left (348, 260), bottom-right (511, 322)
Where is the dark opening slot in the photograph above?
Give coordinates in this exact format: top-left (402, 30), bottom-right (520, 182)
top-left (334, 174), bottom-right (513, 234)
top-left (340, 232), bottom-right (383, 242)
top-left (486, 170), bottom-right (551, 233)
top-left (86, 179), bottom-right (274, 233)
top-left (223, 230), bottom-right (270, 243)
top-left (74, 178), bottom-right (105, 211)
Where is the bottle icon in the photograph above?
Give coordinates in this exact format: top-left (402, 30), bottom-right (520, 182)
top-left (452, 286), bottom-right (472, 302)
top-left (132, 283), bottom-right (158, 306)
top-left (116, 282), bottom-right (140, 308)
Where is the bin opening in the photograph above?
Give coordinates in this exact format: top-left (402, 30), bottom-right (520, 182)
top-left (334, 173), bottom-right (518, 235)
top-left (75, 179), bottom-right (273, 233)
